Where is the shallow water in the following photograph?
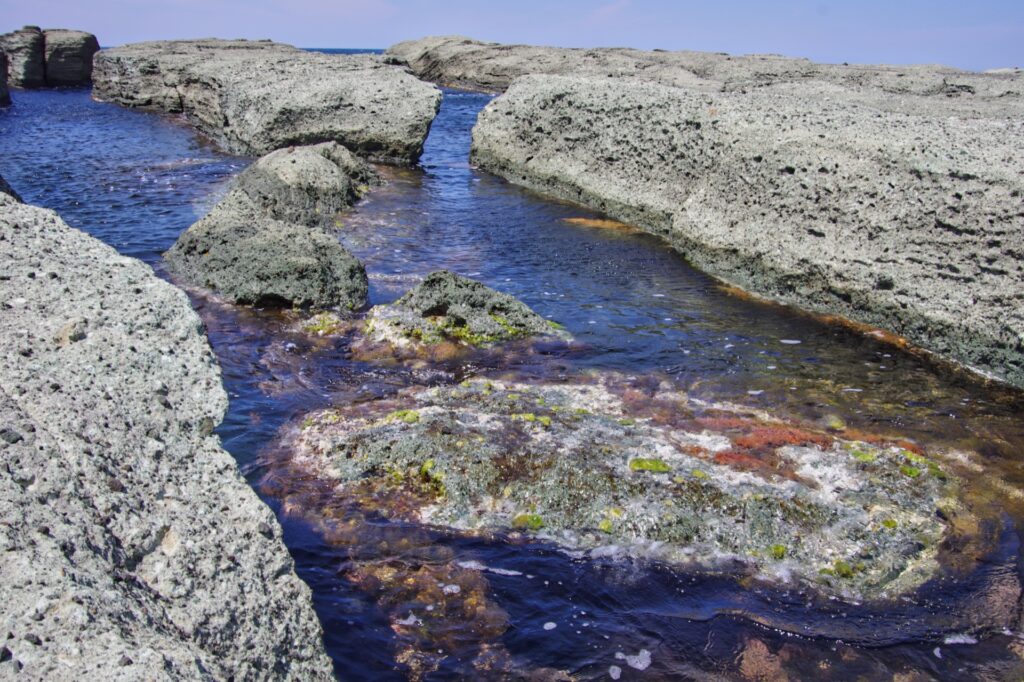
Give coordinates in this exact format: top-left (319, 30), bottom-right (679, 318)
top-left (3, 86), bottom-right (1024, 680)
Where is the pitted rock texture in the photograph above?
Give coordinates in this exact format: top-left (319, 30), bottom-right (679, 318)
top-left (93, 39), bottom-right (441, 163)
top-left (0, 190), bottom-right (334, 679)
top-left (467, 72), bottom-right (1024, 388)
top-left (0, 26), bottom-right (44, 88)
top-left (166, 142), bottom-right (371, 309)
top-left (42, 29), bottom-right (99, 86)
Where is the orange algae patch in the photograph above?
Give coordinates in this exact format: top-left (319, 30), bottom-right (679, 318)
top-left (562, 217), bottom-right (640, 232)
top-left (733, 426), bottom-right (833, 452)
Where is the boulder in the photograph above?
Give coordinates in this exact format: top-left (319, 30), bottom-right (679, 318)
top-left (0, 26), bottom-right (44, 88)
top-left (0, 194), bottom-right (334, 679)
top-left (43, 29), bottom-right (99, 85)
top-left (361, 269), bottom-right (570, 349)
top-left (93, 39), bottom-right (442, 163)
top-left (166, 142), bottom-right (372, 309)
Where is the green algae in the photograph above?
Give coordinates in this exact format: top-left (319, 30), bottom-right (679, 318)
top-left (512, 513), bottom-right (545, 531)
top-left (769, 544), bottom-right (787, 560)
top-left (629, 458), bottom-right (671, 473)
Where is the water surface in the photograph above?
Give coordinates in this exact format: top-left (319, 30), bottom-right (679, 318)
top-left (3, 86), bottom-right (1024, 680)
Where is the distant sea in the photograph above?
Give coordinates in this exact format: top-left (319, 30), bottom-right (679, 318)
top-left (303, 48), bottom-right (385, 55)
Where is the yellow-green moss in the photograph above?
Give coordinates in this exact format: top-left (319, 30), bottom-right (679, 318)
top-left (629, 458), bottom-right (671, 473)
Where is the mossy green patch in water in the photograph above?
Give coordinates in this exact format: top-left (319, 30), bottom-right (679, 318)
top-left (629, 458), bottom-right (671, 473)
top-left (769, 544), bottom-right (787, 560)
top-left (512, 513), bottom-right (545, 531)
top-left (386, 409), bottom-right (421, 424)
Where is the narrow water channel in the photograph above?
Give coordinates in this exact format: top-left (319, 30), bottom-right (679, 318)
top-left (3, 85), bottom-right (1024, 680)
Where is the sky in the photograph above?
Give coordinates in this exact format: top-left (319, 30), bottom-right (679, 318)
top-left (1, 0), bottom-right (1021, 71)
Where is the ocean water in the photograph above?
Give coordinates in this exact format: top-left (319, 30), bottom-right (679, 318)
top-left (3, 83), bottom-right (1024, 680)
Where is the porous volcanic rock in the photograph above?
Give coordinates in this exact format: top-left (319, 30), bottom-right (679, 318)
top-left (93, 38), bottom-right (441, 163)
top-left (166, 142), bottom-right (372, 309)
top-left (389, 37), bottom-right (1024, 387)
top-left (0, 26), bottom-right (44, 88)
top-left (360, 269), bottom-right (570, 350)
top-left (287, 373), bottom-right (980, 603)
top-left (0, 190), bottom-right (334, 679)
top-left (42, 29), bottom-right (99, 86)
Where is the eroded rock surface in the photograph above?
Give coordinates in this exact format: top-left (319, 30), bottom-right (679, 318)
top-left (167, 142), bottom-right (372, 310)
top-left (93, 39), bottom-right (442, 163)
top-left (0, 189), bottom-right (333, 679)
top-left (42, 29), bottom-right (99, 86)
top-left (357, 270), bottom-right (569, 354)
top-left (0, 26), bottom-right (44, 88)
top-left (287, 373), bottom-right (977, 601)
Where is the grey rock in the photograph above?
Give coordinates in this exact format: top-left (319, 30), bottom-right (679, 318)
top-left (361, 269), bottom-right (570, 349)
top-left (0, 195), bottom-right (334, 679)
top-left (43, 29), bottom-right (99, 86)
top-left (0, 52), bottom-right (9, 106)
top-left (166, 142), bottom-right (371, 310)
top-left (409, 37), bottom-right (1024, 387)
top-left (93, 39), bottom-right (442, 163)
top-left (0, 26), bottom-right (44, 88)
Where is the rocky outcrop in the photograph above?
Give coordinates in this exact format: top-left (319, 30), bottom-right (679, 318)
top-left (93, 39), bottom-right (442, 163)
top-left (166, 142), bottom-right (372, 309)
top-left (0, 53), bottom-right (9, 105)
top-left (0, 187), bottom-right (334, 678)
top-left (42, 29), bottom-right (99, 86)
top-left (0, 26), bottom-right (44, 88)
top-left (0, 26), bottom-right (99, 87)
top-left (392, 36), bottom-right (1024, 387)
top-left (0, 172), bottom-right (19, 200)
top-left (359, 270), bottom-right (570, 350)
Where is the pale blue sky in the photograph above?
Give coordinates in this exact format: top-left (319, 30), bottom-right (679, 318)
top-left (1, 0), bottom-right (1020, 71)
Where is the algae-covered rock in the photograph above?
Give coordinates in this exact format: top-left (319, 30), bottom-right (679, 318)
top-left (166, 142), bottom-right (371, 310)
top-left (359, 270), bottom-right (570, 351)
top-left (287, 373), bottom-right (969, 600)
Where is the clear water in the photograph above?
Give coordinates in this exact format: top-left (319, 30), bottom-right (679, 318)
top-left (3, 86), bottom-right (1024, 680)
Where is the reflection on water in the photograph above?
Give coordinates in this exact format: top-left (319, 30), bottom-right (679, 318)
top-left (4, 87), bottom-right (1024, 680)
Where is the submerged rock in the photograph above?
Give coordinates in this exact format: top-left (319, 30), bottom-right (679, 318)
top-left (287, 373), bottom-right (974, 601)
top-left (359, 270), bottom-right (570, 351)
top-left (166, 142), bottom-right (372, 310)
top-left (0, 26), bottom-right (44, 88)
top-left (0, 195), bottom-right (333, 678)
top-left (93, 39), bottom-right (442, 163)
top-left (42, 29), bottom-right (99, 86)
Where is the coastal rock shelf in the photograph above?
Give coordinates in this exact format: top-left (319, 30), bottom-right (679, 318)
top-left (0, 182), bottom-right (333, 679)
top-left (389, 36), bottom-right (1024, 389)
top-left (93, 39), bottom-right (442, 164)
